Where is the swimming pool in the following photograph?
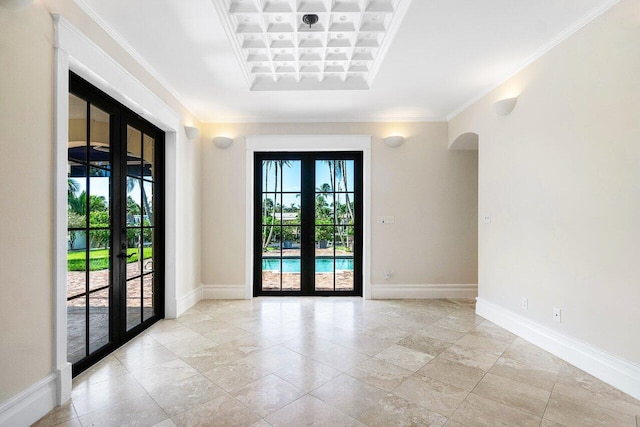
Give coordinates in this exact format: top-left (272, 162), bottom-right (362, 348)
top-left (262, 258), bottom-right (353, 273)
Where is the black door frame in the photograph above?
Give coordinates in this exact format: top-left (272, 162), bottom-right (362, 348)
top-left (253, 151), bottom-right (363, 297)
top-left (69, 72), bottom-right (165, 376)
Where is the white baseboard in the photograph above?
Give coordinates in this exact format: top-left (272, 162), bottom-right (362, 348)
top-left (0, 374), bottom-right (57, 427)
top-left (202, 284), bottom-right (247, 300)
top-left (55, 363), bottom-right (72, 405)
top-left (476, 297), bottom-right (640, 400)
top-left (371, 284), bottom-right (478, 299)
top-left (175, 286), bottom-right (203, 318)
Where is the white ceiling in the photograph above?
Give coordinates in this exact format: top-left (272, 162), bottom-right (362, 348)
top-left (76, 0), bottom-right (609, 123)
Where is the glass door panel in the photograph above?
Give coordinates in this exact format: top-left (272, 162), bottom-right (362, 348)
top-left (67, 72), bottom-right (164, 376)
top-left (255, 153), bottom-right (361, 296)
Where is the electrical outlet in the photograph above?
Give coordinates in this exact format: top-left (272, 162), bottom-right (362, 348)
top-left (522, 298), bottom-right (528, 310)
top-left (553, 308), bottom-right (561, 323)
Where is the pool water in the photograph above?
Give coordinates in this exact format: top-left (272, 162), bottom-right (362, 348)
top-left (263, 258), bottom-right (353, 273)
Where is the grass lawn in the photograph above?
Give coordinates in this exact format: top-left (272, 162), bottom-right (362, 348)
top-left (68, 247), bottom-right (152, 271)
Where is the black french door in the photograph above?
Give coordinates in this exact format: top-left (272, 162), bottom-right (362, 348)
top-left (254, 152), bottom-right (363, 296)
top-left (67, 72), bottom-right (164, 375)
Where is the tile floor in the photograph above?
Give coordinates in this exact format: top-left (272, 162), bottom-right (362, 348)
top-left (34, 298), bottom-right (640, 427)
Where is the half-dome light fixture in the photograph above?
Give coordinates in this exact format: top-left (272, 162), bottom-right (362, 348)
top-left (184, 126), bottom-right (200, 140)
top-left (0, 0), bottom-right (33, 11)
top-left (213, 136), bottom-right (233, 149)
top-left (493, 97), bottom-right (518, 116)
top-left (384, 135), bottom-right (405, 148)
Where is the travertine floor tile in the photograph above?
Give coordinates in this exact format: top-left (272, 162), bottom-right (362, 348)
top-left (231, 374), bottom-right (305, 417)
top-left (145, 373), bottom-right (225, 417)
top-left (265, 394), bottom-right (365, 427)
top-left (346, 358), bottom-right (413, 392)
top-left (488, 356), bottom-right (558, 391)
top-left (357, 394), bottom-right (448, 427)
top-left (451, 393), bottom-right (541, 427)
top-left (273, 357), bottom-right (341, 392)
top-left (203, 358), bottom-right (271, 392)
top-left (502, 338), bottom-right (564, 372)
top-left (397, 335), bottom-right (452, 357)
top-left (374, 344), bottom-right (434, 372)
top-left (77, 394), bottom-right (167, 427)
top-left (32, 401), bottom-right (77, 427)
top-left (544, 389), bottom-right (636, 426)
top-left (171, 394), bottom-right (260, 427)
top-left (472, 373), bottom-right (550, 417)
top-left (311, 374), bottom-right (387, 418)
top-left (418, 357), bottom-right (485, 391)
top-left (71, 373), bottom-right (148, 416)
top-left (393, 374), bottom-right (468, 417)
top-left (438, 344), bottom-right (499, 371)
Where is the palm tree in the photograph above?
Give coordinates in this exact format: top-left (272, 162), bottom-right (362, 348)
top-left (261, 160), bottom-right (292, 251)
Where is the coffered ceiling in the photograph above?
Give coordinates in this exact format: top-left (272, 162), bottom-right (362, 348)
top-left (75, 0), bottom-right (611, 122)
top-left (212, 0), bottom-right (412, 90)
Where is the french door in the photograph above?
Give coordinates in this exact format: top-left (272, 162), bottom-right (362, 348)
top-left (67, 73), bottom-right (164, 375)
top-left (254, 152), bottom-right (362, 296)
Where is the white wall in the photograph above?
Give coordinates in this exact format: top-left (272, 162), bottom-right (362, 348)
top-left (449, 0), bottom-right (640, 364)
top-left (201, 122), bottom-right (478, 293)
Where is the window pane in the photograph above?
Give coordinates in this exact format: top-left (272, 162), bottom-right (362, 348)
top-left (335, 193), bottom-right (355, 225)
top-left (89, 287), bottom-right (109, 353)
top-left (315, 193), bottom-right (333, 225)
top-left (127, 125), bottom-right (142, 177)
top-left (68, 163), bottom-right (87, 227)
top-left (88, 230), bottom-right (110, 293)
top-left (335, 160), bottom-right (354, 192)
top-left (336, 226), bottom-right (355, 255)
top-left (142, 228), bottom-right (154, 274)
top-left (282, 160), bottom-right (301, 192)
top-left (143, 273), bottom-right (154, 321)
top-left (262, 193), bottom-right (278, 226)
top-left (262, 226), bottom-right (281, 257)
top-left (315, 226), bottom-right (334, 257)
top-left (127, 178), bottom-right (142, 226)
top-left (68, 94), bottom-right (87, 163)
top-left (126, 228), bottom-right (142, 278)
top-left (262, 160), bottom-right (281, 193)
top-left (336, 256), bottom-right (354, 291)
top-left (282, 226), bottom-right (300, 257)
top-left (316, 160), bottom-right (334, 192)
top-left (143, 133), bottom-right (154, 180)
top-left (282, 258), bottom-right (301, 291)
top-left (262, 258), bottom-right (281, 291)
top-left (89, 104), bottom-right (110, 169)
top-left (142, 181), bottom-right (153, 226)
top-left (89, 167), bottom-right (110, 227)
top-left (126, 277), bottom-right (142, 330)
top-left (282, 193), bottom-right (300, 225)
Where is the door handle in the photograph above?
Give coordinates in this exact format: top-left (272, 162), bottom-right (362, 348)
top-left (117, 252), bottom-right (135, 259)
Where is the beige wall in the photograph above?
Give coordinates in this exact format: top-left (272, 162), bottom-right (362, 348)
top-left (0, 0), bottom-right (201, 403)
top-left (0, 4), bottom-right (55, 404)
top-left (201, 122), bottom-right (478, 287)
top-left (449, 0), bottom-right (640, 364)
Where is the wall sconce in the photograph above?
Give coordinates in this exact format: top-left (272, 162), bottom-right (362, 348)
top-left (0, 0), bottom-right (33, 11)
top-left (213, 136), bottom-right (233, 149)
top-left (493, 97), bottom-right (518, 116)
top-left (184, 126), bottom-right (200, 140)
top-left (383, 135), bottom-right (405, 148)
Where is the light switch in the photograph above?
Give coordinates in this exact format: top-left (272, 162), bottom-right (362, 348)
top-left (377, 216), bottom-right (395, 224)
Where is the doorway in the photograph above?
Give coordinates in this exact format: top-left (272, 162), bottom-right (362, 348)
top-left (67, 73), bottom-right (164, 375)
top-left (254, 152), bottom-right (363, 296)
